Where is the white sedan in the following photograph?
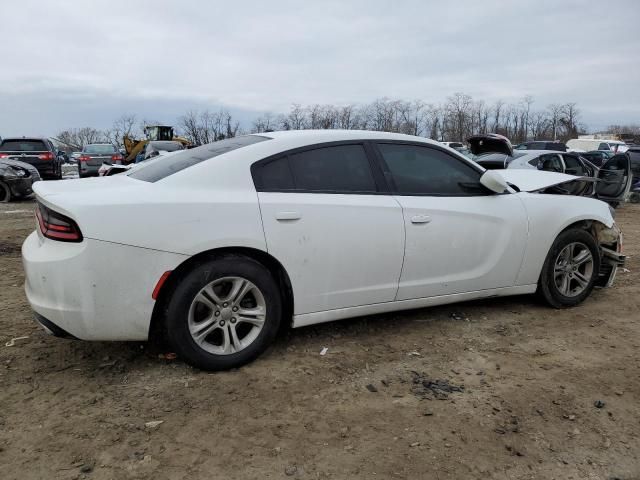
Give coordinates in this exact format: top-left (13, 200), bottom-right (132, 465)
top-left (22, 130), bottom-right (625, 370)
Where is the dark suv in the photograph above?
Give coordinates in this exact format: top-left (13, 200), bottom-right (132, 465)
top-left (514, 141), bottom-right (568, 152)
top-left (0, 137), bottom-right (63, 179)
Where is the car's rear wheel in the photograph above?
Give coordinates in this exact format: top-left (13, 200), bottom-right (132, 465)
top-left (0, 180), bottom-right (11, 202)
top-left (164, 255), bottom-right (282, 371)
top-left (538, 228), bottom-right (600, 308)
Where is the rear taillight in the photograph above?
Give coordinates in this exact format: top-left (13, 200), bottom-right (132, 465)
top-left (0, 153), bottom-right (8, 158)
top-left (38, 152), bottom-right (54, 161)
top-left (111, 154), bottom-right (123, 162)
top-left (79, 155), bottom-right (91, 162)
top-left (35, 203), bottom-right (83, 242)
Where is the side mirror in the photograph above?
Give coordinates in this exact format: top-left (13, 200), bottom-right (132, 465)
top-left (479, 170), bottom-right (509, 194)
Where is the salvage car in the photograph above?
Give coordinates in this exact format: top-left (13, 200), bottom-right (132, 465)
top-left (470, 134), bottom-right (632, 206)
top-left (23, 130), bottom-right (625, 371)
top-left (0, 158), bottom-right (41, 202)
top-left (0, 137), bottom-right (63, 179)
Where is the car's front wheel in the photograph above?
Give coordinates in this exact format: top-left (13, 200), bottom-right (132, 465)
top-left (538, 228), bottom-right (600, 308)
top-left (164, 255), bottom-right (282, 371)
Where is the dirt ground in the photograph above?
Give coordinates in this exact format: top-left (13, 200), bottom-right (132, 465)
top-left (1, 198), bottom-right (639, 480)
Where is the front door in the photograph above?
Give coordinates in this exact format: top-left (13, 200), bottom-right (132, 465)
top-left (374, 142), bottom-right (528, 300)
top-left (596, 153), bottom-right (632, 202)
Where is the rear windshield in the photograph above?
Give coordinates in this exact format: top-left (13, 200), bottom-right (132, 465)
top-left (129, 135), bottom-right (270, 183)
top-left (0, 139), bottom-right (47, 152)
top-left (84, 144), bottom-right (116, 154)
top-left (149, 141), bottom-right (184, 152)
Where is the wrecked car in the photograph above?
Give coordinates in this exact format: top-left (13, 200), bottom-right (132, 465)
top-left (0, 158), bottom-right (41, 202)
top-left (469, 133), bottom-right (632, 206)
top-left (23, 130), bottom-right (625, 371)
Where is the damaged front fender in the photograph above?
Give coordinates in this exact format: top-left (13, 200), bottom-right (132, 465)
top-left (594, 222), bottom-right (625, 288)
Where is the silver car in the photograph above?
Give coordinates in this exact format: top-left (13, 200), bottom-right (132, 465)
top-left (78, 144), bottom-right (123, 177)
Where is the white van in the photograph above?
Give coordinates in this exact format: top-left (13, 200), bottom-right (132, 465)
top-left (566, 138), bottom-right (627, 153)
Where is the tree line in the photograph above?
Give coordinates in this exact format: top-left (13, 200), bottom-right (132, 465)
top-left (53, 93), bottom-right (636, 150)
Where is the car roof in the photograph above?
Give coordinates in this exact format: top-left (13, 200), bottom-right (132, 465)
top-left (260, 129), bottom-right (440, 145)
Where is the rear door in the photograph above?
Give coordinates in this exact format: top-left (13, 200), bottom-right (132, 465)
top-left (596, 153), bottom-right (632, 202)
top-left (373, 142), bottom-right (528, 300)
top-left (254, 142), bottom-right (405, 315)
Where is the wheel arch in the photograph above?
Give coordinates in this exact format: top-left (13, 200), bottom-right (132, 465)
top-left (148, 246), bottom-right (294, 342)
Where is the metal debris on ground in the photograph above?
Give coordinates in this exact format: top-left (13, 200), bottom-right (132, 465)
top-left (594, 400), bottom-right (606, 409)
top-left (320, 347), bottom-right (328, 356)
top-left (5, 336), bottom-right (29, 347)
top-left (145, 420), bottom-right (164, 429)
top-left (410, 371), bottom-right (464, 399)
top-left (450, 312), bottom-right (467, 321)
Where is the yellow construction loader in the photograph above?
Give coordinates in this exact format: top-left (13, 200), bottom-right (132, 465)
top-left (123, 125), bottom-right (190, 163)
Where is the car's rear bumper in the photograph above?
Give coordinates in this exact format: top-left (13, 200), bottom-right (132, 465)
top-left (22, 231), bottom-right (188, 341)
top-left (78, 163), bottom-right (101, 176)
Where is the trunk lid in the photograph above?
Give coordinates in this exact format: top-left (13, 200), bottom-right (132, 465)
top-left (468, 133), bottom-right (514, 156)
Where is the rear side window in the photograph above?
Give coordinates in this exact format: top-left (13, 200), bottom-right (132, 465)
top-left (255, 144), bottom-right (376, 193)
top-left (539, 154), bottom-right (563, 172)
top-left (129, 135), bottom-right (269, 182)
top-left (289, 145), bottom-right (375, 192)
top-left (377, 143), bottom-right (482, 195)
top-left (599, 143), bottom-right (611, 150)
top-left (0, 140), bottom-right (47, 151)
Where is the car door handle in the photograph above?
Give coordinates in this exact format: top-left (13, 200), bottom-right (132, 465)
top-left (410, 215), bottom-right (432, 224)
top-left (275, 211), bottom-right (302, 221)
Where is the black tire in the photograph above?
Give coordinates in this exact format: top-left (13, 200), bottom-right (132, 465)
top-left (537, 228), bottom-right (600, 308)
top-left (164, 255), bottom-right (282, 371)
top-left (0, 180), bottom-right (11, 202)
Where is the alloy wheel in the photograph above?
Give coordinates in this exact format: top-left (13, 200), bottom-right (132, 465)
top-left (187, 276), bottom-right (266, 355)
top-left (553, 242), bottom-right (594, 297)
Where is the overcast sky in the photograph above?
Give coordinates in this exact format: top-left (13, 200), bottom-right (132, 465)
top-left (1, 0), bottom-right (638, 137)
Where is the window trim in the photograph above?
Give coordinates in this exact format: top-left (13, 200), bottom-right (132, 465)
top-left (251, 140), bottom-right (389, 195)
top-left (370, 140), bottom-right (489, 197)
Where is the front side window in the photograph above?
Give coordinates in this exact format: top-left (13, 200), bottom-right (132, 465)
top-left (599, 143), bottom-right (611, 150)
top-left (377, 143), bottom-right (482, 195)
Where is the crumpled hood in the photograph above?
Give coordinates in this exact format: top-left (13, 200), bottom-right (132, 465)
top-left (492, 169), bottom-right (590, 192)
